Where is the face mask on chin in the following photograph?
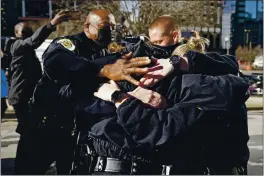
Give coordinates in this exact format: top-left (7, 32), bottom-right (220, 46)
top-left (95, 28), bottom-right (112, 48)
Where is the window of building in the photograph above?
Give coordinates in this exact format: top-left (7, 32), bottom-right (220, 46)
top-left (25, 0), bottom-right (49, 17)
top-left (210, 17), bottom-right (214, 23)
top-left (258, 0), bottom-right (263, 12)
top-left (238, 13), bottom-right (245, 17)
top-left (238, 19), bottom-right (244, 23)
top-left (245, 0), bottom-right (258, 19)
top-left (204, 5), bottom-right (207, 16)
top-left (238, 1), bottom-right (245, 5)
top-left (238, 7), bottom-right (245, 11)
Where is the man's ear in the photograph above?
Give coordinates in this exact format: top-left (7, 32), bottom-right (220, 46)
top-left (84, 23), bottom-right (89, 32)
top-left (172, 31), bottom-right (179, 43)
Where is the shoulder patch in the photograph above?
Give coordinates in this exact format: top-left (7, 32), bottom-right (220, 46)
top-left (57, 39), bottom-right (75, 51)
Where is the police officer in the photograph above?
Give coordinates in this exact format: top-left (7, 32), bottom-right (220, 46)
top-left (82, 15), bottom-right (249, 174)
top-left (27, 9), bottom-right (151, 174)
top-left (10, 10), bottom-right (71, 174)
top-left (145, 15), bottom-right (249, 175)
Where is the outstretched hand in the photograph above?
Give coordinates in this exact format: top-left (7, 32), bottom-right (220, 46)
top-left (139, 58), bottom-right (174, 87)
top-left (100, 52), bottom-right (151, 86)
top-left (50, 10), bottom-right (71, 26)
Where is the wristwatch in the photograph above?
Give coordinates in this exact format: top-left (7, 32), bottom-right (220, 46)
top-left (111, 90), bottom-right (126, 103)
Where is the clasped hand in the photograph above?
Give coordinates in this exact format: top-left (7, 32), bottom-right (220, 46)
top-left (94, 81), bottom-right (167, 109)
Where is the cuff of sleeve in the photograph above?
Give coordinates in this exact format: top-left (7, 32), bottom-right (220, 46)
top-left (169, 55), bottom-right (181, 71)
top-left (93, 53), bottom-right (122, 75)
top-left (46, 23), bottom-right (56, 31)
top-left (116, 97), bottom-right (135, 112)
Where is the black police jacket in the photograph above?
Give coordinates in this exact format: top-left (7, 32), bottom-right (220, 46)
top-left (29, 32), bottom-right (120, 131)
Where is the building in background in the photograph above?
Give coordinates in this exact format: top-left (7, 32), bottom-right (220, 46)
top-left (198, 0), bottom-right (223, 51)
top-left (1, 0), bottom-right (117, 38)
top-left (1, 0), bottom-right (56, 36)
top-left (221, 0), bottom-right (236, 53)
top-left (231, 0), bottom-right (263, 52)
top-left (1, 0), bottom-right (20, 36)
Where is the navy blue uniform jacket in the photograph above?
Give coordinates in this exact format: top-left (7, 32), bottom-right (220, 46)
top-left (37, 38), bottom-right (249, 169)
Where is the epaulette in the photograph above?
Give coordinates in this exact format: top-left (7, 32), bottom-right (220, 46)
top-left (56, 37), bottom-right (76, 51)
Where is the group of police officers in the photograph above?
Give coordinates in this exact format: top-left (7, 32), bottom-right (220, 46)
top-left (5, 9), bottom-right (250, 175)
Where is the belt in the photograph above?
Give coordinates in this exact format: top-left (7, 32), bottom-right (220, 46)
top-left (205, 166), bottom-right (247, 175)
top-left (94, 156), bottom-right (164, 174)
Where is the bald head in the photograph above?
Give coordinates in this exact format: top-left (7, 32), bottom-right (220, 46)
top-left (148, 15), bottom-right (181, 46)
top-left (85, 9), bottom-right (115, 26)
top-left (15, 22), bottom-right (25, 33)
top-left (149, 15), bottom-right (180, 35)
top-left (14, 22), bottom-right (33, 38)
top-left (83, 9), bottom-right (116, 47)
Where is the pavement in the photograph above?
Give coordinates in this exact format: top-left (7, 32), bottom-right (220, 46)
top-left (247, 111), bottom-right (263, 175)
top-left (245, 96), bottom-right (263, 110)
top-left (241, 70), bottom-right (263, 75)
top-left (1, 111), bottom-right (263, 175)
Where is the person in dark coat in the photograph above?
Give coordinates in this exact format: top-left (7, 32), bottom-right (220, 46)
top-left (26, 9), bottom-right (152, 175)
top-left (10, 10), bottom-right (71, 174)
top-left (145, 15), bottom-right (249, 175)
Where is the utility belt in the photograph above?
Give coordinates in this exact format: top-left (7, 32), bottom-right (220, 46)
top-left (204, 166), bottom-right (247, 175)
top-left (93, 156), bottom-right (166, 175)
top-left (70, 135), bottom-right (169, 175)
top-left (70, 135), bottom-right (247, 175)
top-left (72, 145), bottom-right (170, 175)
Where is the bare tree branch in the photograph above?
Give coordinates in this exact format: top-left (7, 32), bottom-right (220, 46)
top-left (51, 0), bottom-right (221, 37)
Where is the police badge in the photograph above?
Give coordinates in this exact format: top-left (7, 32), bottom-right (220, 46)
top-left (57, 38), bottom-right (76, 51)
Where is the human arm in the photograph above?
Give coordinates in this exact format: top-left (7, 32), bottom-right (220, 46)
top-left (43, 42), bottom-right (151, 84)
top-left (100, 74), bottom-right (249, 148)
top-left (140, 51), bottom-right (240, 86)
top-left (11, 11), bottom-right (69, 53)
top-left (94, 80), bottom-right (167, 109)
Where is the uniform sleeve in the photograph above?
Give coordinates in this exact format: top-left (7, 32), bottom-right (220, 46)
top-left (44, 41), bottom-right (120, 82)
top-left (115, 74), bottom-right (249, 148)
top-left (43, 41), bottom-right (121, 99)
top-left (11, 23), bottom-right (56, 54)
top-left (184, 51), bottom-right (239, 75)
